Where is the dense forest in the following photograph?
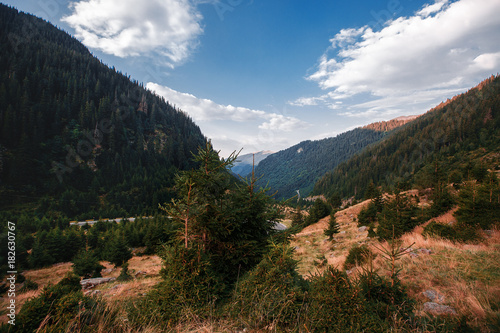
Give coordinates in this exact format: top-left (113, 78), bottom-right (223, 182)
top-left (314, 75), bottom-right (500, 199)
top-left (254, 124), bottom-right (410, 200)
top-left (0, 4), bottom-right (206, 219)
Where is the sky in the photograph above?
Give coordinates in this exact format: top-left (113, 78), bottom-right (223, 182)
top-left (4, 0), bottom-right (500, 157)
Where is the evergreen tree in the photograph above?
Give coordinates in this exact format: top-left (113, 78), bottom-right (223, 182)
top-left (291, 205), bottom-right (304, 228)
top-left (305, 198), bottom-right (330, 226)
top-left (324, 210), bottom-right (340, 240)
top-left (105, 231), bottom-right (132, 267)
top-left (72, 249), bottom-right (104, 278)
top-left (376, 191), bottom-right (418, 240)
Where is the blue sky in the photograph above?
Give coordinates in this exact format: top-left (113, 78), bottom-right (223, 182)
top-left (4, 0), bottom-right (500, 156)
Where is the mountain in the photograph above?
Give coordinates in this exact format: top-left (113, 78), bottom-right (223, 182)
top-left (313, 75), bottom-right (500, 199)
top-left (230, 150), bottom-right (274, 176)
top-left (253, 118), bottom-right (415, 200)
top-left (363, 115), bottom-right (419, 132)
top-left (0, 4), bottom-right (206, 218)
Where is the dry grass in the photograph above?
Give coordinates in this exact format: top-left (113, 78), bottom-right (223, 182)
top-left (290, 199), bottom-right (500, 332)
top-left (0, 255), bottom-right (163, 325)
top-left (0, 262), bottom-right (74, 324)
top-left (291, 199), bottom-right (372, 275)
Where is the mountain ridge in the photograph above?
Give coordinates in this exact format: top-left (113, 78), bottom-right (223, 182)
top-left (313, 75), bottom-right (500, 199)
top-left (253, 115), bottom-right (417, 200)
top-left (0, 4), bottom-right (206, 218)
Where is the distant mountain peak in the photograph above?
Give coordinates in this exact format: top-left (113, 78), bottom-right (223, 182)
top-left (231, 150), bottom-right (275, 176)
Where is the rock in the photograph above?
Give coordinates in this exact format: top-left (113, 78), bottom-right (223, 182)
top-left (358, 226), bottom-right (368, 232)
top-left (134, 271), bottom-right (147, 277)
top-left (293, 246), bottom-right (300, 251)
top-left (329, 253), bottom-right (335, 258)
top-left (80, 277), bottom-right (116, 289)
top-left (423, 302), bottom-right (456, 316)
top-left (102, 268), bottom-right (115, 274)
top-left (305, 240), bottom-right (311, 244)
top-left (419, 248), bottom-right (432, 255)
top-left (409, 252), bottom-right (419, 258)
top-left (423, 290), bottom-right (445, 304)
top-left (84, 289), bottom-right (102, 296)
top-left (109, 284), bottom-right (123, 291)
top-left (340, 231), bottom-right (346, 234)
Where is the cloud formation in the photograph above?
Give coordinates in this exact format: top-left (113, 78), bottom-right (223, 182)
top-left (146, 82), bottom-right (308, 156)
top-left (293, 0), bottom-right (500, 117)
top-left (62, 0), bottom-right (203, 67)
top-left (146, 82), bottom-right (306, 132)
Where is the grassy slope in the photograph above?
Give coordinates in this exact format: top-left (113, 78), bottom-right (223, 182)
top-left (290, 197), bottom-right (500, 332)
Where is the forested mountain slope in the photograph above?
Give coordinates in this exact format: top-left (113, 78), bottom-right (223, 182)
top-left (314, 75), bottom-right (500, 199)
top-left (253, 124), bottom-right (409, 200)
top-left (0, 4), bottom-right (206, 218)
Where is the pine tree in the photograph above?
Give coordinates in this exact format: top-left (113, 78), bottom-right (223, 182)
top-left (72, 249), bottom-right (104, 278)
top-left (105, 231), bottom-right (132, 267)
top-left (324, 210), bottom-right (340, 240)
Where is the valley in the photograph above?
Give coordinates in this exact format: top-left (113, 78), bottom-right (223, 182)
top-left (0, 2), bottom-right (499, 332)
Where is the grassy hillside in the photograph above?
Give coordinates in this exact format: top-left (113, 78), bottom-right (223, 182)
top-left (290, 197), bottom-right (500, 332)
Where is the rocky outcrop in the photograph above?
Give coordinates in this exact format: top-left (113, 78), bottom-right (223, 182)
top-left (80, 277), bottom-right (116, 289)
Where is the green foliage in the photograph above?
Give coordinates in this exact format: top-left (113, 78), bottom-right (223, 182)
top-left (422, 221), bottom-right (480, 243)
top-left (376, 191), bottom-right (419, 240)
top-left (304, 198), bottom-right (330, 227)
top-left (117, 262), bottom-right (133, 282)
top-left (305, 267), bottom-right (386, 332)
top-left (72, 249), bottom-right (104, 278)
top-left (344, 244), bottom-right (373, 270)
top-left (0, 4), bottom-right (205, 218)
top-left (429, 187), bottom-right (456, 218)
top-left (16, 273), bottom-right (82, 332)
top-left (229, 243), bottom-right (306, 330)
top-left (105, 230), bottom-right (132, 267)
top-left (324, 210), bottom-right (340, 240)
top-left (160, 143), bottom-right (281, 286)
top-left (291, 205), bottom-right (304, 228)
top-left (327, 193), bottom-right (342, 210)
top-left (133, 244), bottom-right (224, 326)
top-left (455, 178), bottom-right (500, 230)
top-left (359, 270), bottom-right (414, 324)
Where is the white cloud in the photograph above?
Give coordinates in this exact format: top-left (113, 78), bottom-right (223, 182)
top-left (62, 0), bottom-right (203, 66)
top-left (146, 82), bottom-right (309, 156)
top-left (296, 0), bottom-right (500, 118)
top-left (146, 82), bottom-right (306, 132)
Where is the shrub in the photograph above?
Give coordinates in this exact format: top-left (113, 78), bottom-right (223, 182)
top-left (305, 267), bottom-right (385, 332)
top-left (16, 273), bottom-right (83, 332)
top-left (72, 249), bottom-right (104, 278)
top-left (344, 244), bottom-right (373, 270)
top-left (19, 278), bottom-right (38, 293)
top-left (423, 221), bottom-right (480, 243)
top-left (117, 262), bottom-right (133, 282)
top-left (229, 243), bottom-right (306, 330)
top-left (130, 245), bottom-right (225, 327)
top-left (357, 266), bottom-right (414, 323)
